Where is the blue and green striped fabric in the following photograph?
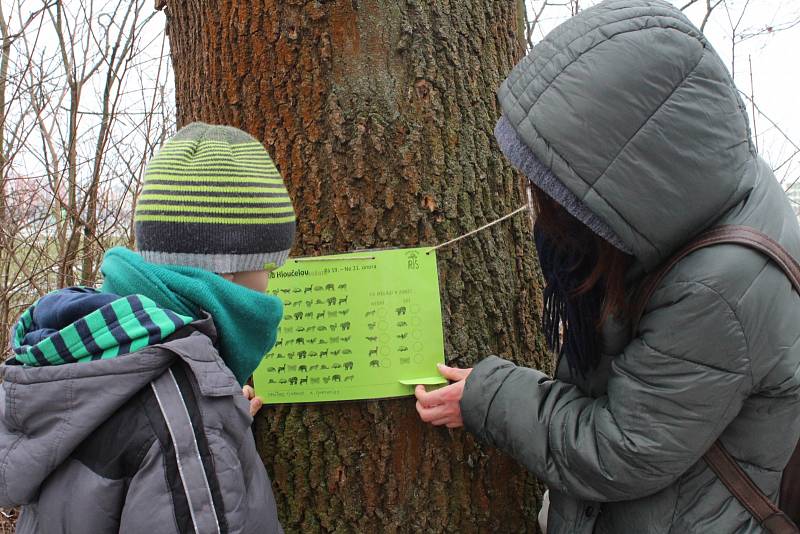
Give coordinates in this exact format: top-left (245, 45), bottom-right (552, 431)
top-left (11, 290), bottom-right (194, 366)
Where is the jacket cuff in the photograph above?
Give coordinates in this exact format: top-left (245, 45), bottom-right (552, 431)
top-left (461, 355), bottom-right (516, 443)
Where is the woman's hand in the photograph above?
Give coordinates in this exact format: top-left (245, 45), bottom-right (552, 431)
top-left (242, 385), bottom-right (263, 417)
top-left (415, 364), bottom-right (473, 428)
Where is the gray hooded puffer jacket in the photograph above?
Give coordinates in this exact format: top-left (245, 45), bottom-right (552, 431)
top-left (0, 317), bottom-right (282, 534)
top-left (461, 1), bottom-right (800, 533)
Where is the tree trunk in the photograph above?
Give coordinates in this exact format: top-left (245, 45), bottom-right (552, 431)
top-left (166, 1), bottom-right (548, 531)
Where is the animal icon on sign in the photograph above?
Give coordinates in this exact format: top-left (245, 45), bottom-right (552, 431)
top-left (325, 283), bottom-right (335, 291)
top-left (344, 361), bottom-right (353, 371)
top-left (316, 312), bottom-right (326, 320)
top-left (397, 321), bottom-right (408, 327)
top-left (327, 297), bottom-right (337, 306)
top-left (299, 376), bottom-right (308, 385)
top-left (365, 310), bottom-right (376, 318)
top-left (369, 360), bottom-right (380, 368)
top-left (366, 336), bottom-right (378, 342)
top-left (398, 347), bottom-right (409, 352)
top-left (343, 375), bottom-right (354, 382)
top-left (340, 322), bottom-right (351, 331)
top-left (369, 347), bottom-right (379, 357)
top-left (332, 375), bottom-right (341, 383)
top-left (397, 333), bottom-right (408, 340)
top-left (367, 323), bottom-right (376, 330)
top-left (396, 306), bottom-right (407, 316)
top-left (289, 377), bottom-right (298, 385)
top-left (337, 284), bottom-right (347, 290)
top-left (293, 312), bottom-right (303, 320)
top-left (338, 296), bottom-right (348, 305)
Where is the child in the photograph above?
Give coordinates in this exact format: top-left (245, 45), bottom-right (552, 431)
top-left (0, 123), bottom-right (294, 533)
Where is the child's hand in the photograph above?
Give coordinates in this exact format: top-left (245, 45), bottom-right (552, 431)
top-left (414, 364), bottom-right (472, 428)
top-left (242, 385), bottom-right (263, 417)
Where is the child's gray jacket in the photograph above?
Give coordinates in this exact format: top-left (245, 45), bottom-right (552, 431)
top-left (0, 317), bottom-right (282, 534)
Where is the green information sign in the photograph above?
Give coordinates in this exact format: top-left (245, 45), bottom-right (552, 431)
top-left (253, 247), bottom-right (447, 404)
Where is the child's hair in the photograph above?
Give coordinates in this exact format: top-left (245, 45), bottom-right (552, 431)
top-left (531, 186), bottom-right (633, 325)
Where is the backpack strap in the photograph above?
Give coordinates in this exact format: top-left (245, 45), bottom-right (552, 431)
top-left (631, 224), bottom-right (800, 534)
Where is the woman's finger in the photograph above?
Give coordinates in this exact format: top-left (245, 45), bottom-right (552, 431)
top-left (431, 416), bottom-right (455, 426)
top-left (243, 385), bottom-right (255, 401)
top-left (416, 401), bottom-right (456, 423)
top-left (437, 364), bottom-right (472, 382)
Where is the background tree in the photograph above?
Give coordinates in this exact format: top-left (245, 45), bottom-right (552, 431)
top-left (0, 0), bottom-right (173, 355)
top-left (164, 0), bottom-right (548, 532)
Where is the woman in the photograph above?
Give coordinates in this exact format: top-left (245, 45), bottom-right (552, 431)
top-left (416, 1), bottom-right (800, 532)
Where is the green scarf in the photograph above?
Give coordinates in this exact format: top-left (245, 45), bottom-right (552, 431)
top-left (101, 247), bottom-right (283, 385)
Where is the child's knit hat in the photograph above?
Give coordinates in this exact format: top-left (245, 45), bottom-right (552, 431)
top-left (135, 122), bottom-right (296, 273)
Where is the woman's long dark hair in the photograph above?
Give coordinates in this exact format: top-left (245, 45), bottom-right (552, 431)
top-left (531, 186), bottom-right (633, 375)
top-left (532, 186), bottom-right (632, 324)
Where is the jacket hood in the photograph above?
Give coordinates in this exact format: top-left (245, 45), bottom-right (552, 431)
top-left (9, 287), bottom-right (194, 366)
top-left (0, 316), bottom-right (239, 506)
top-left (497, 0), bottom-right (756, 269)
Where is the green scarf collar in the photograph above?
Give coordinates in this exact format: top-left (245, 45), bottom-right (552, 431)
top-left (101, 247), bottom-right (283, 385)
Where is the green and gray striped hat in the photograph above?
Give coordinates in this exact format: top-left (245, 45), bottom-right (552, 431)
top-left (135, 122), bottom-right (296, 273)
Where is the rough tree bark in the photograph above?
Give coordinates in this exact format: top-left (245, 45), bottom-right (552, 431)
top-left (165, 1), bottom-right (548, 531)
